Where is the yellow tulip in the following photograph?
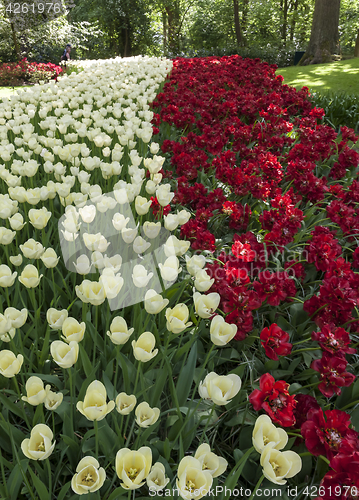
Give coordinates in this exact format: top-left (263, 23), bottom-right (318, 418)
top-left (76, 380), bottom-right (115, 421)
top-left (71, 456), bottom-right (106, 495)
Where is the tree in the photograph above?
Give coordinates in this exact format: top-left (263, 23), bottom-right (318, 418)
top-left (355, 29), bottom-right (359, 57)
top-left (233, 0), bottom-right (244, 47)
top-left (300, 0), bottom-right (340, 65)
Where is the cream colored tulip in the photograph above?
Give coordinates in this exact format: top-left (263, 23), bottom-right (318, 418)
top-left (9, 213), bottom-right (25, 231)
top-left (252, 415), bottom-right (288, 454)
top-left (91, 251), bottom-right (106, 270)
top-left (164, 235), bottom-right (190, 257)
top-left (21, 424), bottom-right (55, 460)
top-left (115, 447), bottom-right (152, 490)
top-left (135, 401), bottom-right (160, 428)
top-left (194, 269), bottom-right (214, 292)
top-left (132, 332), bottom-right (158, 362)
top-left (104, 254), bottom-right (122, 273)
top-left (0, 265), bottom-right (17, 287)
top-left (159, 256), bottom-right (182, 282)
top-left (83, 232), bottom-right (103, 251)
top-left (260, 442), bottom-right (302, 485)
top-left (135, 196), bottom-right (152, 215)
top-left (177, 209), bottom-right (191, 225)
top-left (186, 255), bottom-right (206, 276)
top-left (164, 213), bottom-right (179, 231)
top-left (0, 227), bottom-right (16, 244)
top-left (79, 205), bottom-right (96, 223)
top-left (143, 221), bottom-right (161, 239)
top-left (156, 184), bottom-right (174, 206)
top-left (0, 350), bottom-right (23, 377)
top-left (28, 207), bottom-right (51, 229)
top-left (209, 316), bottom-right (237, 346)
top-left (44, 388), bottom-right (63, 410)
top-left (144, 289), bottom-right (169, 314)
top-left (147, 462), bottom-right (169, 492)
top-left (73, 255), bottom-right (92, 275)
top-left (75, 280), bottom-right (106, 306)
top-left (176, 456), bottom-right (213, 500)
top-left (18, 264), bottom-right (43, 288)
top-left (0, 328), bottom-right (16, 342)
top-left (0, 313), bottom-right (11, 334)
top-left (4, 307), bottom-right (28, 328)
top-left (194, 444), bottom-right (228, 478)
top-left (122, 227), bottom-right (138, 244)
top-left (9, 254), bottom-right (23, 266)
top-left (22, 376), bottom-right (49, 405)
top-left (193, 292), bottom-right (220, 318)
top-left (71, 456), bottom-right (106, 495)
top-left (199, 372), bottom-right (241, 406)
top-left (107, 316), bottom-right (133, 345)
top-left (19, 238), bottom-right (45, 259)
top-left (99, 269), bottom-right (124, 299)
top-left (40, 248), bottom-right (60, 268)
top-left (46, 308), bottom-right (68, 330)
top-left (133, 236), bottom-right (151, 254)
top-left (61, 317), bottom-right (85, 343)
top-left (165, 304), bottom-right (192, 334)
top-left (76, 380), bottom-right (115, 421)
top-left (51, 340), bottom-right (79, 369)
top-left (112, 213), bottom-right (130, 231)
top-left (116, 392), bottom-right (137, 415)
top-left (132, 265), bottom-right (153, 288)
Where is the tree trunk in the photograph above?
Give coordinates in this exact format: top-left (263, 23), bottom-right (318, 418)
top-left (165, 4), bottom-right (180, 55)
top-left (233, 0), bottom-right (243, 47)
top-left (162, 11), bottom-right (167, 56)
top-left (282, 0), bottom-right (288, 44)
top-left (121, 25), bottom-right (132, 57)
top-left (10, 22), bottom-right (21, 61)
top-left (242, 0), bottom-right (249, 46)
top-left (355, 29), bottom-right (359, 58)
top-left (300, 0), bottom-right (340, 65)
top-left (289, 0), bottom-right (299, 42)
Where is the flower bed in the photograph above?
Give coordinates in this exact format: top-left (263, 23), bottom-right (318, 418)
top-left (0, 58), bottom-right (63, 86)
top-left (152, 55), bottom-right (359, 498)
top-left (0, 54), bottom-right (358, 499)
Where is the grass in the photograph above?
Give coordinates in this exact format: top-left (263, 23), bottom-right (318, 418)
top-left (276, 57), bottom-right (359, 94)
top-left (0, 86), bottom-right (32, 98)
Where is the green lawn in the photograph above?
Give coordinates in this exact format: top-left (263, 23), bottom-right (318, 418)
top-left (0, 86), bottom-right (32, 98)
top-left (276, 57), bottom-right (359, 94)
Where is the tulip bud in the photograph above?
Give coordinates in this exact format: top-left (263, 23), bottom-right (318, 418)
top-left (132, 332), bottom-right (158, 362)
top-left (144, 290), bottom-right (169, 314)
top-left (135, 401), bottom-right (160, 428)
top-left (76, 380), bottom-right (115, 421)
top-left (50, 340), bottom-right (79, 369)
top-left (115, 392), bottom-right (137, 415)
top-left (21, 424), bottom-right (55, 460)
top-left (71, 457), bottom-right (106, 495)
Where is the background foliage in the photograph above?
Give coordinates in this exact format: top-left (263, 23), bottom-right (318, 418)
top-left (0, 0), bottom-right (359, 66)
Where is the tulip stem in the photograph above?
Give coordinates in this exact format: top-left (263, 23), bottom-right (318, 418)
top-left (46, 458), bottom-right (52, 495)
top-left (198, 405), bottom-right (216, 447)
top-left (248, 474), bottom-right (264, 500)
top-left (12, 376), bottom-right (31, 429)
top-left (92, 305), bottom-right (99, 366)
top-left (319, 454), bottom-right (330, 465)
top-left (94, 419), bottom-right (99, 459)
top-left (4, 287), bottom-right (11, 308)
top-left (113, 345), bottom-right (120, 399)
top-left (68, 366), bottom-right (75, 422)
top-left (291, 347), bottom-right (320, 355)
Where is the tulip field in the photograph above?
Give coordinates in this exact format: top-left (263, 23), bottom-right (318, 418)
top-left (0, 54), bottom-right (359, 500)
